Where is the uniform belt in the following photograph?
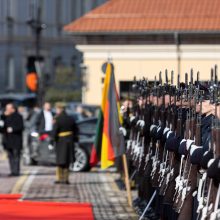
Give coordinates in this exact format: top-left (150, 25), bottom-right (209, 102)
top-left (58, 131), bottom-right (73, 137)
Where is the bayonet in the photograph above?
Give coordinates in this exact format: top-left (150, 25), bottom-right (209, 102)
top-left (190, 68), bottom-right (193, 85)
top-left (214, 65), bottom-right (218, 85)
top-left (159, 71), bottom-right (162, 86)
top-left (197, 71), bottom-right (200, 90)
top-left (171, 70), bottom-right (174, 85)
top-left (184, 73), bottom-right (188, 102)
top-left (177, 73), bottom-right (180, 89)
top-left (165, 69), bottom-right (168, 85)
top-left (197, 71), bottom-right (199, 83)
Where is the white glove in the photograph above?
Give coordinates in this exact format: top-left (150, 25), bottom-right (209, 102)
top-left (150, 124), bottom-right (157, 132)
top-left (130, 116), bottom-right (136, 122)
top-left (7, 127), bottom-right (13, 133)
top-left (190, 145), bottom-right (202, 156)
top-left (180, 139), bottom-right (186, 145)
top-left (137, 120), bottom-right (145, 129)
top-left (163, 127), bottom-right (170, 135)
top-left (166, 130), bottom-right (173, 139)
top-left (207, 159), bottom-right (215, 168)
top-left (119, 127), bottom-right (127, 136)
top-left (0, 120), bottom-right (4, 127)
top-left (186, 139), bottom-right (194, 150)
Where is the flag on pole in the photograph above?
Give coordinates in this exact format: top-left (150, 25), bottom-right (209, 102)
top-left (90, 62), bottom-right (125, 169)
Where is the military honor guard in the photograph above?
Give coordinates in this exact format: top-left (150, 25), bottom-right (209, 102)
top-left (122, 68), bottom-right (220, 220)
top-left (52, 102), bottom-right (78, 184)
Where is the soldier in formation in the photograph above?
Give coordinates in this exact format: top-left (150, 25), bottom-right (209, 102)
top-left (122, 67), bottom-right (220, 220)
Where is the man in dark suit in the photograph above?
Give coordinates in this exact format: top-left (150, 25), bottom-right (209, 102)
top-left (52, 102), bottom-right (78, 184)
top-left (0, 103), bottom-right (24, 176)
top-left (36, 102), bottom-right (53, 134)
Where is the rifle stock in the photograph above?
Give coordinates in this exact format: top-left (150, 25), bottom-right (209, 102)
top-left (178, 92), bottom-right (200, 218)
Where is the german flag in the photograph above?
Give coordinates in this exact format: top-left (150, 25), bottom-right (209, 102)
top-left (90, 62), bottom-right (125, 169)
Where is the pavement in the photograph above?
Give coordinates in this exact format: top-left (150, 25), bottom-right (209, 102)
top-left (0, 151), bottom-right (138, 220)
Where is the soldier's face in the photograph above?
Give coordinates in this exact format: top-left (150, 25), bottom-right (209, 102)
top-left (56, 107), bottom-right (62, 115)
top-left (164, 95), bottom-right (170, 107)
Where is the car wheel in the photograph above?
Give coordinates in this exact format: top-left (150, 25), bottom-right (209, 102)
top-left (23, 155), bottom-right (38, 166)
top-left (69, 147), bottom-right (90, 172)
top-left (30, 158), bottom-right (38, 165)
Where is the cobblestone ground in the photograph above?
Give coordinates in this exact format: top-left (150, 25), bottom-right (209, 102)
top-left (0, 158), bottom-right (20, 193)
top-left (0, 152), bottom-right (138, 220)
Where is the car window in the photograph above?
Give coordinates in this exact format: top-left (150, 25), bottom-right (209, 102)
top-left (78, 119), bottom-right (97, 135)
top-left (71, 114), bottom-right (80, 122)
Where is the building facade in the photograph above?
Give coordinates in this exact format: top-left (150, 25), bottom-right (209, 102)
top-left (0, 0), bottom-right (106, 93)
top-left (64, 0), bottom-right (220, 105)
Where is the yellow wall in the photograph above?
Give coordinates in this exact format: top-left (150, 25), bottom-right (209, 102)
top-left (77, 45), bottom-right (220, 105)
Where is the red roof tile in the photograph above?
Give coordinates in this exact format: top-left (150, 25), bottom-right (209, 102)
top-left (64, 0), bottom-right (220, 33)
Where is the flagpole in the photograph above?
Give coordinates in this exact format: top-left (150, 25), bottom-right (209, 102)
top-left (122, 154), bottom-right (132, 207)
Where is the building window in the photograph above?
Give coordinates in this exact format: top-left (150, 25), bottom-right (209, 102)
top-left (53, 56), bottom-right (62, 67)
top-left (6, 56), bottom-right (15, 91)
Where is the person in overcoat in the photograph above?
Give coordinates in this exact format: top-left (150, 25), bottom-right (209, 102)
top-left (52, 102), bottom-right (78, 184)
top-left (0, 103), bottom-right (24, 176)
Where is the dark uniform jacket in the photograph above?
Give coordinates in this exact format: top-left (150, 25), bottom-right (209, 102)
top-left (0, 112), bottom-right (24, 150)
top-left (52, 112), bottom-right (78, 166)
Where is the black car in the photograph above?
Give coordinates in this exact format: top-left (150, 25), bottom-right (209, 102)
top-left (0, 93), bottom-right (37, 108)
top-left (24, 116), bottom-right (97, 172)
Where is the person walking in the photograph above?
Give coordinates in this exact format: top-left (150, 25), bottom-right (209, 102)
top-left (0, 103), bottom-right (24, 176)
top-left (52, 102), bottom-right (78, 184)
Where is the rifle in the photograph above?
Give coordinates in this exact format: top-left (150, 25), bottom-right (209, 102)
top-left (158, 71), bottom-right (180, 200)
top-left (132, 80), bottom-right (146, 168)
top-left (158, 70), bottom-right (173, 193)
top-left (173, 73), bottom-right (192, 212)
top-left (151, 71), bottom-right (168, 188)
top-left (176, 73), bottom-right (183, 138)
top-left (190, 69), bottom-right (196, 139)
top-left (209, 115), bottom-right (220, 219)
top-left (143, 76), bottom-right (159, 171)
top-left (136, 79), bottom-right (149, 171)
top-left (196, 94), bottom-right (208, 218)
top-left (151, 72), bottom-right (164, 187)
top-left (178, 90), bottom-right (201, 220)
top-left (200, 71), bottom-right (219, 219)
top-left (171, 71), bottom-right (177, 131)
top-left (177, 70), bottom-right (199, 219)
top-left (127, 77), bottom-right (140, 160)
top-left (163, 74), bottom-right (181, 204)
